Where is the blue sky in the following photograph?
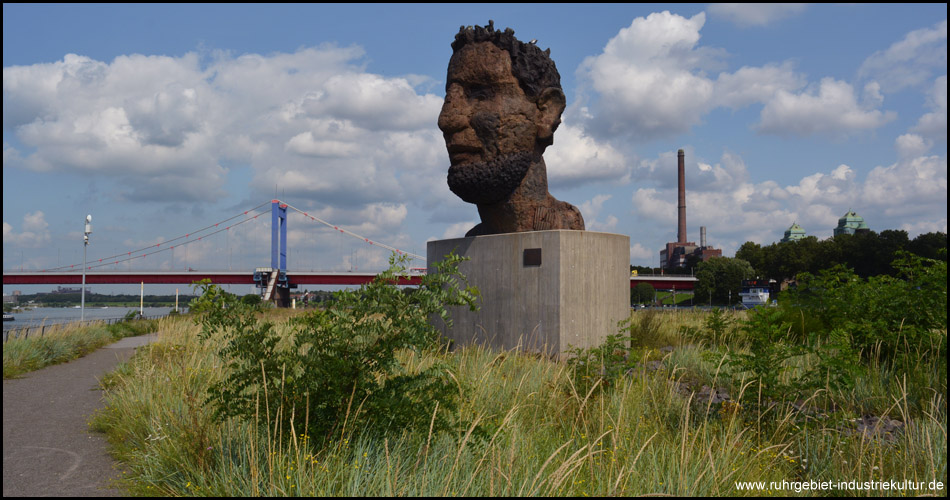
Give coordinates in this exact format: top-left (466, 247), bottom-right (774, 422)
top-left (3, 4), bottom-right (947, 294)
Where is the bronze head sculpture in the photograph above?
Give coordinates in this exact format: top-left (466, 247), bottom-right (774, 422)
top-left (438, 20), bottom-right (585, 236)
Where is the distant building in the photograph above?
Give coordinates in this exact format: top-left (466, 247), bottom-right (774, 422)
top-left (659, 150), bottom-right (722, 269)
top-left (833, 210), bottom-right (870, 236)
top-left (660, 232), bottom-right (722, 268)
top-left (781, 222), bottom-right (807, 242)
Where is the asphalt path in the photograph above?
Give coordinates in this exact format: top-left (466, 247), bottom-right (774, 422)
top-left (3, 333), bottom-right (159, 497)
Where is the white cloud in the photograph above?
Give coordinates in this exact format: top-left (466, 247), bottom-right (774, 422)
top-left (578, 194), bottom-right (619, 232)
top-left (707, 4), bottom-right (807, 27)
top-left (2, 211), bottom-right (51, 248)
top-left (862, 155), bottom-right (948, 217)
top-left (285, 132), bottom-right (361, 158)
top-left (895, 134), bottom-right (930, 160)
top-left (756, 78), bottom-right (896, 138)
top-left (579, 194), bottom-right (612, 220)
top-left (576, 11), bottom-right (808, 141)
top-left (576, 11), bottom-right (719, 139)
top-left (630, 243), bottom-right (654, 262)
top-left (546, 124), bottom-right (630, 187)
top-left (3, 46), bottom-right (450, 217)
top-left (713, 62), bottom-right (806, 108)
top-left (302, 73), bottom-right (443, 131)
top-left (900, 219), bottom-right (948, 236)
top-left (630, 148), bottom-right (750, 194)
top-left (911, 75), bottom-right (947, 142)
top-left (857, 19), bottom-right (947, 93)
top-left (589, 215), bottom-right (619, 233)
top-left (436, 221), bottom-right (478, 240)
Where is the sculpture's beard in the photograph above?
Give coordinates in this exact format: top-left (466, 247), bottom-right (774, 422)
top-left (447, 151), bottom-right (536, 205)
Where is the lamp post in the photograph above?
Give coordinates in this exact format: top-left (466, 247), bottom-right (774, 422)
top-left (81, 215), bottom-right (92, 322)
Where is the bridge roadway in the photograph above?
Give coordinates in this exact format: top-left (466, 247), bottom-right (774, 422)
top-left (3, 271), bottom-right (696, 290)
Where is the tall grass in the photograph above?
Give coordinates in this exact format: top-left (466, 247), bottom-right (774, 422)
top-left (90, 310), bottom-right (946, 496)
top-left (3, 317), bottom-right (160, 378)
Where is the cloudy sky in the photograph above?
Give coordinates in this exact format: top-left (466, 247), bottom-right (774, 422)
top-left (3, 4), bottom-right (947, 294)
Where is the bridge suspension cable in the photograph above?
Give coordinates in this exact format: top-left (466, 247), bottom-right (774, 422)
top-left (278, 200), bottom-right (424, 261)
top-left (37, 199), bottom-right (424, 272)
top-left (40, 202), bottom-right (272, 272)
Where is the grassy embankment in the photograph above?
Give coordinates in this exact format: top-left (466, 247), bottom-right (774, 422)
top-left (2, 317), bottom-right (161, 378)
top-left (88, 309), bottom-right (946, 496)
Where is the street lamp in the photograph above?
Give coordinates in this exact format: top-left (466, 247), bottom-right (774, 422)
top-left (81, 215), bottom-right (92, 322)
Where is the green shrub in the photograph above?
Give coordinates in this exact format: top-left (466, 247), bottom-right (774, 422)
top-left (781, 252), bottom-right (947, 361)
top-left (565, 311), bottom-right (671, 397)
top-left (193, 253), bottom-right (479, 445)
top-left (723, 308), bottom-right (858, 406)
top-left (565, 332), bottom-right (637, 397)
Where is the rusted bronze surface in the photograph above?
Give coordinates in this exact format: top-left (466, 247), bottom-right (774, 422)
top-left (438, 21), bottom-right (584, 236)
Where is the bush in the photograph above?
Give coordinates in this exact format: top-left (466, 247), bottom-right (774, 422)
top-left (781, 252), bottom-right (947, 361)
top-left (720, 252), bottom-right (946, 407)
top-left (566, 332), bottom-right (638, 397)
top-left (192, 253), bottom-right (479, 445)
top-left (722, 308), bottom-right (858, 406)
top-left (240, 293), bottom-right (263, 308)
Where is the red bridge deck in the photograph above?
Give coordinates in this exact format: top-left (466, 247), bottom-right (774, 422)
top-left (4, 271), bottom-right (694, 290)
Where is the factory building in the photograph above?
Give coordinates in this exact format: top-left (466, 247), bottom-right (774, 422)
top-left (659, 149), bottom-right (722, 269)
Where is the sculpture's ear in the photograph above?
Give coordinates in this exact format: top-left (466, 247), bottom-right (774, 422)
top-left (536, 87), bottom-right (566, 147)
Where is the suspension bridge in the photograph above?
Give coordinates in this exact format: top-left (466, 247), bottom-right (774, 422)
top-left (3, 200), bottom-right (693, 306)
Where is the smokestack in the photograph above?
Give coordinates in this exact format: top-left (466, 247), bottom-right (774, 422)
top-left (700, 226), bottom-right (706, 248)
top-left (677, 149), bottom-right (686, 243)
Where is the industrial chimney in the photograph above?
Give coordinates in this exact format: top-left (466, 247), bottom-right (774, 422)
top-left (677, 149), bottom-right (687, 244)
top-left (700, 226), bottom-right (707, 248)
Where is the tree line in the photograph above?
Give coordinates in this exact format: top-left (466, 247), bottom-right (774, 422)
top-left (632, 230), bottom-right (946, 307)
top-left (14, 292), bottom-right (197, 307)
top-left (735, 230), bottom-right (946, 281)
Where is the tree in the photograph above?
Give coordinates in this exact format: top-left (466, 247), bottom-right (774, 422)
top-left (735, 241), bottom-right (763, 275)
top-left (908, 231), bottom-right (947, 260)
top-left (694, 257), bottom-right (754, 305)
top-left (631, 282), bottom-right (655, 305)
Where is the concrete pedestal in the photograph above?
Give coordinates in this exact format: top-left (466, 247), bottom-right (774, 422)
top-left (427, 230), bottom-right (629, 357)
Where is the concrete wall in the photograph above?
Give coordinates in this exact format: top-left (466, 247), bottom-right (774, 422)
top-left (427, 230), bottom-right (629, 357)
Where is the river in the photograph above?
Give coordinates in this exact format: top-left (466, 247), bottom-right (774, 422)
top-left (3, 306), bottom-right (186, 331)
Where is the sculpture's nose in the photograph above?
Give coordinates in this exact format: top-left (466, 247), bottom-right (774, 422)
top-left (438, 84), bottom-right (468, 136)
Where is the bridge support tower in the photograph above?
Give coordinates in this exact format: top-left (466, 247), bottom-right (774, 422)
top-left (254, 200), bottom-right (294, 307)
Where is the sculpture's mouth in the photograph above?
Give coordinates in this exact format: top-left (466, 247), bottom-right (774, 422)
top-left (446, 144), bottom-right (483, 166)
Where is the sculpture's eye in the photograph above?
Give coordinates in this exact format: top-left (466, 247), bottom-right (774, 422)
top-left (465, 85), bottom-right (495, 101)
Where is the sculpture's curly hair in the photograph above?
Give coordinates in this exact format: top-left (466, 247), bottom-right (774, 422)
top-left (450, 20), bottom-right (562, 101)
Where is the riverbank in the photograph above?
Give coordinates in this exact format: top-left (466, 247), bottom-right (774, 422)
top-left (3, 316), bottom-right (164, 378)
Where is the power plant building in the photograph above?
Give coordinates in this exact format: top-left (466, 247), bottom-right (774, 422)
top-left (659, 149), bottom-right (722, 269)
